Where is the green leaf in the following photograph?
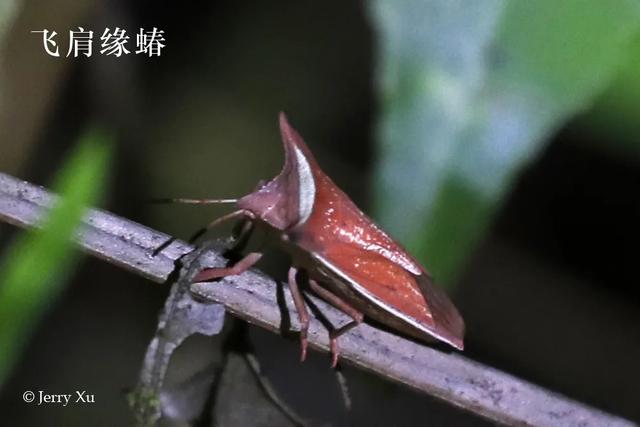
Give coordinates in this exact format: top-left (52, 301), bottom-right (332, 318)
top-left (0, 129), bottom-right (111, 387)
top-left (369, 0), bottom-right (640, 285)
top-left (579, 32), bottom-right (640, 158)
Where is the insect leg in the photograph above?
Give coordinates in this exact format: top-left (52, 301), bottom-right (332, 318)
top-left (329, 321), bottom-right (360, 368)
top-left (230, 219), bottom-right (254, 249)
top-left (152, 210), bottom-right (255, 257)
top-left (307, 279), bottom-right (363, 367)
top-left (287, 266), bottom-right (310, 362)
top-left (308, 279), bottom-right (363, 323)
top-left (187, 209), bottom-right (255, 244)
top-left (192, 252), bottom-right (262, 282)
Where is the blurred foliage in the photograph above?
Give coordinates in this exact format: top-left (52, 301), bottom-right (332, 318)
top-left (0, 129), bottom-right (111, 388)
top-left (369, 0), bottom-right (640, 285)
top-left (582, 31), bottom-right (640, 157)
top-left (0, 0), bottom-right (19, 104)
top-left (0, 0), bottom-right (18, 46)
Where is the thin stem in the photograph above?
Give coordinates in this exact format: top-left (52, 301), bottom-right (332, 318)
top-left (0, 171), bottom-right (634, 427)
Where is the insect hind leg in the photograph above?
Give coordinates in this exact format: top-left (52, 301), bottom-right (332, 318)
top-left (329, 320), bottom-right (360, 368)
top-left (308, 279), bottom-right (363, 367)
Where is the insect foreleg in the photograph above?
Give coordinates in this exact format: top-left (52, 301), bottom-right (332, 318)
top-left (188, 209), bottom-right (255, 244)
top-left (192, 251), bottom-right (262, 282)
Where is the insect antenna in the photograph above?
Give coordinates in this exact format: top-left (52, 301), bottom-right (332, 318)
top-left (187, 209), bottom-right (250, 243)
top-left (150, 197), bottom-right (238, 204)
top-left (149, 197), bottom-right (240, 256)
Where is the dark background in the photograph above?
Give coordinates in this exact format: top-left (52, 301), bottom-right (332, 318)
top-left (0, 1), bottom-right (638, 426)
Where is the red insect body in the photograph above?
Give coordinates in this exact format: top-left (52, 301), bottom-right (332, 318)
top-left (194, 113), bottom-right (464, 364)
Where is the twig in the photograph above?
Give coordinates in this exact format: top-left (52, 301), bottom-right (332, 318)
top-left (128, 243), bottom-right (226, 426)
top-left (0, 171), bottom-right (635, 427)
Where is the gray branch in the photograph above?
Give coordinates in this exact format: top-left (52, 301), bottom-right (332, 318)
top-left (0, 172), bottom-right (635, 427)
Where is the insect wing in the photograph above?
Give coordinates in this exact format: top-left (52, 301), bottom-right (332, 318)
top-left (314, 242), bottom-right (464, 349)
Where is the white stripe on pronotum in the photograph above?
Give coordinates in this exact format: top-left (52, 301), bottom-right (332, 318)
top-left (293, 145), bottom-right (316, 225)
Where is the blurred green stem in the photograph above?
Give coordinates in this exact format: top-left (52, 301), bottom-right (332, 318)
top-left (0, 129), bottom-right (111, 387)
